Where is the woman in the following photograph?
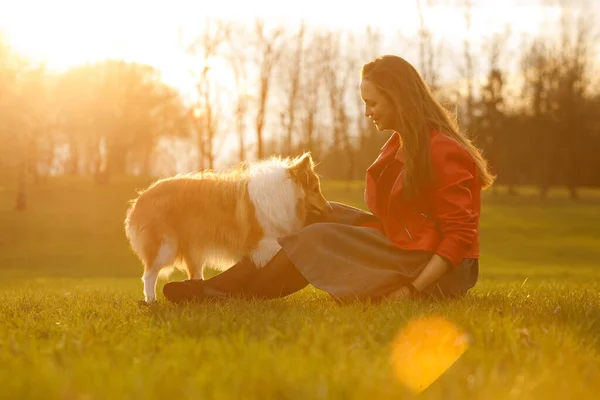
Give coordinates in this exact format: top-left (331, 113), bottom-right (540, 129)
top-left (163, 55), bottom-right (495, 304)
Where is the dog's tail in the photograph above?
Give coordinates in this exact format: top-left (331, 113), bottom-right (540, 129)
top-left (124, 199), bottom-right (143, 255)
top-left (124, 199), bottom-right (181, 273)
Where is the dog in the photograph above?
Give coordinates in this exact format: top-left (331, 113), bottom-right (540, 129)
top-left (124, 152), bottom-right (332, 303)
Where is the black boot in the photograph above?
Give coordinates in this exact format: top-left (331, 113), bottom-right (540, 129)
top-left (162, 279), bottom-right (211, 304)
top-left (230, 250), bottom-right (309, 299)
top-left (163, 250), bottom-right (308, 303)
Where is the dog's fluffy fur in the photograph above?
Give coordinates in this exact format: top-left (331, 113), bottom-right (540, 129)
top-left (124, 153), bottom-right (331, 302)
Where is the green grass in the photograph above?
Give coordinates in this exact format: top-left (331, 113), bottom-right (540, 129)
top-left (1, 177), bottom-right (599, 399)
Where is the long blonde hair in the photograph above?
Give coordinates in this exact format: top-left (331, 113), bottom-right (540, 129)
top-left (361, 55), bottom-right (495, 199)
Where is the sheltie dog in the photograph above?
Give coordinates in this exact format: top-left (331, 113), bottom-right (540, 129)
top-left (124, 152), bottom-right (332, 302)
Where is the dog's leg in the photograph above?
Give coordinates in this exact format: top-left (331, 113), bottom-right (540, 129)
top-left (142, 240), bottom-right (177, 303)
top-left (251, 238), bottom-right (282, 268)
top-left (183, 249), bottom-right (206, 280)
top-left (190, 270), bottom-right (204, 280)
top-left (142, 267), bottom-right (161, 303)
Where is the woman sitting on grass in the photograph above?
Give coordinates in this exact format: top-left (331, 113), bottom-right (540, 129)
top-left (163, 54), bottom-right (495, 303)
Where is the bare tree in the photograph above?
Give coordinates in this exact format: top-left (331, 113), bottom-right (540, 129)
top-left (554, 2), bottom-right (595, 200)
top-left (296, 31), bottom-right (326, 159)
top-left (73, 61), bottom-right (187, 181)
top-left (15, 66), bottom-right (49, 210)
top-left (460, 0), bottom-right (476, 135)
top-left (227, 25), bottom-right (252, 163)
top-left (517, 1), bottom-right (597, 200)
top-left (520, 37), bottom-right (557, 198)
top-left (415, 0), bottom-right (444, 91)
top-left (1, 57), bottom-right (57, 210)
top-left (478, 30), bottom-right (510, 195)
top-left (278, 22), bottom-right (306, 156)
top-left (183, 17), bottom-right (230, 170)
top-left (321, 31), bottom-right (356, 179)
top-left (253, 19), bottom-right (284, 160)
top-left (352, 26), bottom-right (384, 174)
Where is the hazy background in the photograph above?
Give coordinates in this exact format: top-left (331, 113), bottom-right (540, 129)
top-left (2, 0), bottom-right (599, 210)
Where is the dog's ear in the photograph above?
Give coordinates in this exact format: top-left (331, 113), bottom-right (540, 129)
top-left (294, 153), bottom-right (314, 170)
top-left (288, 153), bottom-right (314, 185)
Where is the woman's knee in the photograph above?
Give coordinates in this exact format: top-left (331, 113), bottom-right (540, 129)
top-left (298, 222), bottom-right (337, 241)
top-left (279, 223), bottom-right (338, 253)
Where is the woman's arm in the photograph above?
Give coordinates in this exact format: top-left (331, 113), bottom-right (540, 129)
top-left (428, 137), bottom-right (479, 268)
top-left (411, 254), bottom-right (451, 291)
top-left (389, 137), bottom-right (478, 300)
top-left (387, 254), bottom-right (450, 299)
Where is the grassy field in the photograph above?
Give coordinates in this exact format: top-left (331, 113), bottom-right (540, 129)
top-left (1, 177), bottom-right (599, 399)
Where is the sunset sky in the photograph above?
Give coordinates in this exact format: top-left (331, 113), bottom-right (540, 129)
top-left (0, 0), bottom-right (597, 170)
top-left (0, 0), bottom-right (586, 95)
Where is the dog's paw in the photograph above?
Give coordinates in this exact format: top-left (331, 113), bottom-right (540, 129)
top-left (137, 300), bottom-right (153, 307)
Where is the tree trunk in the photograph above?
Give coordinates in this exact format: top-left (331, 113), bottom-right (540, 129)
top-left (256, 78), bottom-right (267, 160)
top-left (238, 130), bottom-right (245, 163)
top-left (235, 101), bottom-right (246, 163)
top-left (67, 137), bottom-right (79, 175)
top-left (538, 185), bottom-right (549, 200)
top-left (568, 186), bottom-right (579, 201)
top-left (141, 142), bottom-right (152, 176)
top-left (16, 160), bottom-right (27, 211)
top-left (196, 118), bottom-right (205, 171)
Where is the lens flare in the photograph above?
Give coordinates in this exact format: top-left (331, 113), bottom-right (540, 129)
top-left (390, 316), bottom-right (471, 394)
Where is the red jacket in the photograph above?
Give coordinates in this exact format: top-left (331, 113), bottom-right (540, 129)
top-left (364, 131), bottom-right (481, 268)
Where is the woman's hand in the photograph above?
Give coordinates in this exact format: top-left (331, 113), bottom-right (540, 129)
top-left (387, 285), bottom-right (414, 300)
top-left (411, 254), bottom-right (451, 290)
top-left (387, 254), bottom-right (451, 300)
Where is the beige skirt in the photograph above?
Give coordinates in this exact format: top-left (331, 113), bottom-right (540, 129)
top-left (278, 202), bottom-right (479, 302)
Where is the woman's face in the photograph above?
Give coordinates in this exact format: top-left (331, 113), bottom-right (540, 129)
top-left (360, 79), bottom-right (396, 132)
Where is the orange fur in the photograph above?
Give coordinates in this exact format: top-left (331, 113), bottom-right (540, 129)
top-left (125, 170), bottom-right (261, 278)
top-left (124, 153), bottom-right (331, 302)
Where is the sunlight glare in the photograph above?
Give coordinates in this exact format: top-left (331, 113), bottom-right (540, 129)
top-left (0, 0), bottom-right (570, 100)
top-left (390, 316), bottom-right (471, 394)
